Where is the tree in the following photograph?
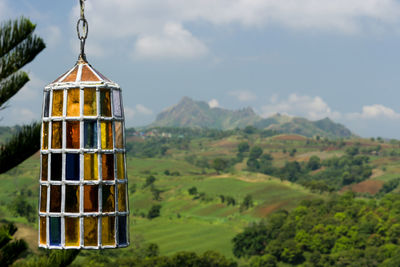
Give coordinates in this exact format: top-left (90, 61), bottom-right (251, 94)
top-left (143, 175), bottom-right (156, 188)
top-left (188, 186), bottom-right (198, 196)
top-left (0, 17), bottom-right (45, 174)
top-left (307, 155), bottom-right (321, 170)
top-left (240, 194), bottom-right (254, 212)
top-left (249, 146), bottom-right (263, 160)
top-left (232, 222), bottom-right (269, 258)
top-left (212, 158), bottom-right (228, 174)
top-left (0, 223), bottom-right (27, 266)
top-left (238, 142), bottom-right (250, 153)
top-left (147, 204), bottom-right (161, 219)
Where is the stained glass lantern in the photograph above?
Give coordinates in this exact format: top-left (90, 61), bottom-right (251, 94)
top-left (38, 0), bottom-right (129, 249)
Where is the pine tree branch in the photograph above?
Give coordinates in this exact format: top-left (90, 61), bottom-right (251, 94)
top-left (0, 71), bottom-right (29, 109)
top-left (0, 122), bottom-right (41, 174)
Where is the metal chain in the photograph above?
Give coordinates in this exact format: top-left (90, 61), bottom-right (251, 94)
top-left (77, 0), bottom-right (88, 60)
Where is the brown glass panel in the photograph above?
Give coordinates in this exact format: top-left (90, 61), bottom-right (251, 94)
top-left (40, 185), bottom-right (47, 212)
top-left (52, 90), bottom-right (64, 116)
top-left (42, 122), bottom-right (49, 149)
top-left (51, 121), bottom-right (62, 149)
top-left (84, 88), bottom-right (97, 116)
top-left (50, 185), bottom-right (61, 212)
top-left (84, 154), bottom-right (98, 180)
top-left (81, 65), bottom-right (101, 81)
top-left (66, 121), bottom-right (80, 149)
top-left (115, 121), bottom-right (123, 149)
top-left (41, 154), bottom-right (48, 181)
top-left (101, 121), bottom-right (113, 149)
top-left (39, 217), bottom-right (46, 245)
top-left (118, 183), bottom-right (127, 212)
top-left (65, 217), bottom-right (80, 246)
top-left (62, 66), bottom-right (78, 82)
top-left (67, 88), bottom-right (80, 116)
top-left (116, 153), bottom-right (125, 180)
top-left (102, 154), bottom-right (114, 180)
top-left (100, 89), bottom-right (111, 117)
top-left (84, 217), bottom-right (98, 246)
top-left (102, 185), bottom-right (115, 212)
top-left (84, 185), bottom-right (98, 212)
top-left (65, 185), bottom-right (80, 213)
top-left (101, 216), bottom-right (115, 246)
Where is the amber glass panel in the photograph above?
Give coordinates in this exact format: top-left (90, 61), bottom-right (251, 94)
top-left (102, 185), bottom-right (115, 212)
top-left (39, 217), bottom-right (46, 245)
top-left (42, 122), bottom-right (49, 149)
top-left (81, 65), bottom-right (101, 81)
top-left (116, 153), bottom-right (125, 180)
top-left (66, 121), bottom-right (80, 149)
top-left (115, 121), bottom-right (123, 148)
top-left (65, 217), bottom-right (80, 246)
top-left (52, 90), bottom-right (64, 116)
top-left (102, 154), bottom-right (114, 180)
top-left (84, 185), bottom-right (98, 212)
top-left (41, 154), bottom-right (48, 181)
top-left (40, 185), bottom-right (47, 212)
top-left (67, 88), bottom-right (80, 116)
top-left (118, 183), bottom-right (127, 212)
top-left (101, 122), bottom-right (113, 149)
top-left (50, 185), bottom-right (61, 212)
top-left (65, 185), bottom-right (80, 213)
top-left (63, 66), bottom-right (78, 82)
top-left (100, 89), bottom-right (111, 117)
top-left (84, 217), bottom-right (98, 246)
top-left (51, 121), bottom-right (62, 149)
top-left (84, 154), bottom-right (98, 180)
top-left (84, 88), bottom-right (97, 116)
top-left (102, 216), bottom-right (115, 246)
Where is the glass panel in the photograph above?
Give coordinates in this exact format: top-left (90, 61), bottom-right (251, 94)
top-left (102, 154), bottom-right (114, 180)
top-left (49, 217), bottom-right (61, 246)
top-left (84, 121), bottom-right (97, 148)
top-left (66, 154), bottom-right (80, 181)
top-left (84, 88), bottom-right (97, 116)
top-left (42, 122), bottom-right (48, 149)
top-left (50, 185), bottom-right (61, 212)
top-left (44, 91), bottom-right (50, 117)
top-left (118, 216), bottom-right (127, 245)
top-left (118, 184), bottom-right (127, 212)
top-left (65, 185), bottom-right (80, 213)
top-left (84, 217), bottom-right (98, 246)
top-left (100, 89), bottom-right (111, 117)
top-left (40, 185), bottom-right (47, 212)
top-left (101, 121), bottom-right (113, 149)
top-left (84, 185), bottom-right (98, 212)
top-left (66, 121), bottom-right (80, 149)
top-left (115, 121), bottom-right (123, 149)
top-left (65, 217), bottom-right (80, 246)
top-left (116, 153), bottom-right (125, 180)
top-left (113, 90), bottom-right (122, 117)
top-left (84, 154), bottom-right (98, 180)
top-left (51, 153), bottom-right (62, 181)
top-left (41, 154), bottom-right (48, 181)
top-left (51, 121), bottom-right (62, 149)
top-left (63, 66), bottom-right (78, 82)
top-left (39, 217), bottom-right (46, 245)
top-left (67, 88), bottom-right (80, 117)
top-left (102, 216), bottom-right (115, 246)
top-left (102, 185), bottom-right (115, 212)
top-left (52, 90), bottom-right (64, 116)
top-left (81, 65), bottom-right (101, 81)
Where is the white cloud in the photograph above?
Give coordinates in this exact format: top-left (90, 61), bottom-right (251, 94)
top-left (124, 106), bottom-right (136, 121)
top-left (208, 99), bottom-right (219, 108)
top-left (228, 90), bottom-right (256, 102)
top-left (136, 104), bottom-right (153, 115)
top-left (347, 104), bottom-right (400, 119)
top-left (43, 26), bottom-right (62, 48)
top-left (12, 73), bottom-right (45, 103)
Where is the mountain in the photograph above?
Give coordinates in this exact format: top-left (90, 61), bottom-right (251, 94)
top-left (149, 97), bottom-right (354, 138)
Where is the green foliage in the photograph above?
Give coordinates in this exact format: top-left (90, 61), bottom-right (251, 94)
top-left (147, 204), bottom-right (162, 219)
top-left (379, 178), bottom-right (400, 195)
top-left (240, 194), bottom-right (254, 212)
top-left (249, 146), bottom-right (263, 160)
top-left (15, 250), bottom-right (80, 267)
top-left (307, 155), bottom-right (321, 170)
top-left (237, 142), bottom-right (249, 153)
top-left (0, 223), bottom-right (28, 267)
top-left (143, 175), bottom-right (156, 188)
top-left (249, 254), bottom-right (277, 267)
top-left (212, 158), bottom-right (228, 174)
top-left (188, 186), bottom-right (198, 196)
top-left (9, 194), bottom-right (35, 222)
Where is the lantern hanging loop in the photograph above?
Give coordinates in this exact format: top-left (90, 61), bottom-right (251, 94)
top-left (76, 0), bottom-right (89, 61)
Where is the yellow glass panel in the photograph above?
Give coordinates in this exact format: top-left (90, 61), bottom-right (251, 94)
top-left (41, 154), bottom-right (48, 181)
top-left (84, 154), bottom-right (98, 180)
top-left (84, 185), bottom-right (98, 212)
top-left (101, 122), bottom-right (113, 149)
top-left (84, 217), bottom-right (98, 246)
top-left (40, 217), bottom-right (46, 245)
top-left (84, 88), bottom-right (97, 116)
top-left (52, 90), bottom-right (64, 116)
top-left (115, 121), bottom-right (123, 149)
top-left (116, 153), bottom-right (125, 180)
top-left (118, 183), bottom-right (127, 212)
top-left (65, 185), bottom-right (80, 213)
top-left (66, 121), bottom-right (80, 149)
top-left (65, 217), bottom-right (80, 246)
top-left (51, 121), bottom-right (62, 149)
top-left (101, 216), bottom-right (115, 246)
top-left (67, 88), bottom-right (80, 116)
top-left (40, 185), bottom-right (47, 212)
top-left (102, 185), bottom-right (115, 212)
top-left (42, 122), bottom-right (48, 149)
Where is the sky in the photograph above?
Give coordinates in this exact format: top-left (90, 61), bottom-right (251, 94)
top-left (2, 0), bottom-right (400, 138)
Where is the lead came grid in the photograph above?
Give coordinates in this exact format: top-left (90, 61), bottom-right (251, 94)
top-left (39, 62), bottom-right (129, 249)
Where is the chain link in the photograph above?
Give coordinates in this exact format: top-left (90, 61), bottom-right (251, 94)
top-left (77, 0), bottom-right (88, 60)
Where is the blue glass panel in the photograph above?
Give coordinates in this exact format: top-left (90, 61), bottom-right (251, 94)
top-left (66, 154), bottom-right (80, 180)
top-left (84, 121), bottom-right (97, 148)
top-left (44, 91), bottom-right (50, 117)
top-left (51, 153), bottom-right (62, 181)
top-left (49, 217), bottom-right (61, 246)
top-left (118, 215), bottom-right (127, 245)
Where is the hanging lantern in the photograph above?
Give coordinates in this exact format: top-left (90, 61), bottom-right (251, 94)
top-left (38, 0), bottom-right (129, 249)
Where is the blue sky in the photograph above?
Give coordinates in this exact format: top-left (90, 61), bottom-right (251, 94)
top-left (2, 0), bottom-right (400, 138)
